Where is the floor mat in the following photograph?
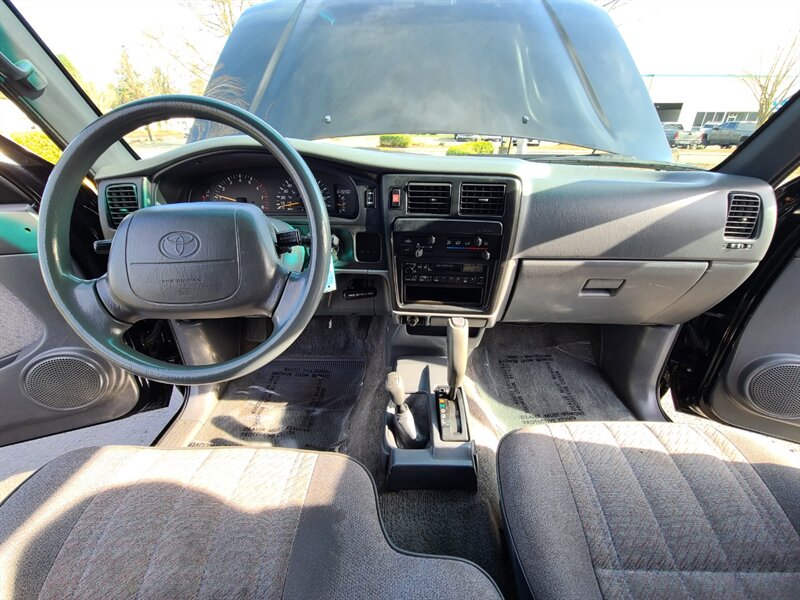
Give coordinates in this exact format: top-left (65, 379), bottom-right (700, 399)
top-left (468, 324), bottom-right (633, 434)
top-left (191, 357), bottom-right (366, 450)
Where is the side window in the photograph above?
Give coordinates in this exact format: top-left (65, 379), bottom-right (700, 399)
top-left (0, 94), bottom-right (62, 164)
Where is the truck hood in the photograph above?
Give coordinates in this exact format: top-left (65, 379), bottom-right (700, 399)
top-left (193, 0), bottom-right (670, 162)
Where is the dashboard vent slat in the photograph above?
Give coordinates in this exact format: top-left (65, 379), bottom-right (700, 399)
top-left (459, 183), bottom-right (506, 216)
top-left (105, 183), bottom-right (139, 228)
top-left (724, 193), bottom-right (761, 239)
top-left (407, 183), bottom-right (451, 215)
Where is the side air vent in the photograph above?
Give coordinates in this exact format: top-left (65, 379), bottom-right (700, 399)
top-left (106, 183), bottom-right (139, 228)
top-left (459, 183), bottom-right (506, 216)
top-left (407, 183), bottom-right (451, 215)
top-left (724, 193), bottom-right (761, 239)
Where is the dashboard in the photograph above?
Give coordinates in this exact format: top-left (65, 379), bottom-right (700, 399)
top-left (96, 136), bottom-right (777, 328)
top-left (188, 167), bottom-right (359, 218)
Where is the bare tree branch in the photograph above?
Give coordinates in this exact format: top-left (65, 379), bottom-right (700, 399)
top-left (740, 35), bottom-right (799, 125)
top-left (145, 1), bottom-right (256, 84)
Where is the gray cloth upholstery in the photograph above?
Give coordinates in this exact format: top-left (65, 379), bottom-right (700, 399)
top-left (0, 281), bottom-right (43, 358)
top-left (0, 446), bottom-right (501, 600)
top-left (497, 422), bottom-right (800, 600)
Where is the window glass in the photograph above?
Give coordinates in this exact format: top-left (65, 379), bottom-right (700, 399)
top-left (0, 93), bottom-right (61, 164)
top-left (12, 0), bottom-right (800, 167)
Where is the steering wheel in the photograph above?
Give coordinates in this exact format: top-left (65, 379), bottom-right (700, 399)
top-left (38, 95), bottom-right (331, 385)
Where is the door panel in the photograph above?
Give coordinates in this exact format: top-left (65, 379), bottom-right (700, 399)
top-left (707, 253), bottom-right (800, 441)
top-left (0, 204), bottom-right (140, 445)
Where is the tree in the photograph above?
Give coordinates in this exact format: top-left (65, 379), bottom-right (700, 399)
top-left (185, 0), bottom-right (253, 38)
top-left (145, 0), bottom-right (255, 83)
top-left (113, 49), bottom-right (148, 107)
top-left (113, 49), bottom-right (152, 140)
top-left (740, 35), bottom-right (800, 125)
top-left (150, 67), bottom-right (176, 96)
top-left (56, 53), bottom-right (100, 103)
top-left (594, 0), bottom-right (629, 13)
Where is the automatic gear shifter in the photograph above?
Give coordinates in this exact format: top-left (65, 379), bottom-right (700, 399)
top-left (386, 371), bottom-right (424, 448)
top-left (436, 317), bottom-right (470, 442)
top-left (447, 317), bottom-right (469, 398)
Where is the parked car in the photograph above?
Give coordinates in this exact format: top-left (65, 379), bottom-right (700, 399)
top-left (662, 122), bottom-right (684, 147)
top-left (673, 122), bottom-right (722, 148)
top-left (454, 133), bottom-right (479, 141)
top-left (705, 121), bottom-right (757, 147)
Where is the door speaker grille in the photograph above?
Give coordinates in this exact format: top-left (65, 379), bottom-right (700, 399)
top-left (24, 356), bottom-right (105, 410)
top-left (747, 363), bottom-right (800, 418)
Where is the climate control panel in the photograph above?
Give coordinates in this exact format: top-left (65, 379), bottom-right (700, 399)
top-left (392, 220), bottom-right (503, 308)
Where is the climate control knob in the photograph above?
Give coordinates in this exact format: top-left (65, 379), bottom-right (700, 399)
top-left (481, 250), bottom-right (491, 260)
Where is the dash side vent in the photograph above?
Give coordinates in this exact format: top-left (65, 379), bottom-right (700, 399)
top-left (407, 182), bottom-right (451, 215)
top-left (459, 183), bottom-right (506, 216)
top-left (106, 183), bottom-right (139, 228)
top-left (724, 193), bottom-right (760, 239)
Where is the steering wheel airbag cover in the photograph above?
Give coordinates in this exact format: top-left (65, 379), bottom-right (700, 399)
top-left (124, 206), bottom-right (241, 304)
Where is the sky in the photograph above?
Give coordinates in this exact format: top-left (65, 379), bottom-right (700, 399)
top-left (11, 0), bottom-right (800, 93)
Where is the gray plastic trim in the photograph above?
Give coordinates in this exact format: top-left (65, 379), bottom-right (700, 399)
top-left (598, 324), bottom-right (680, 421)
top-left (504, 260), bottom-right (708, 325)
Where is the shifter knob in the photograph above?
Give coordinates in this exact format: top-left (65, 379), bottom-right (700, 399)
top-left (386, 371), bottom-right (421, 447)
top-left (386, 371), bottom-right (406, 408)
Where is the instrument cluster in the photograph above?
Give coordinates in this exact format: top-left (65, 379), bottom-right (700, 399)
top-left (189, 168), bottom-right (358, 218)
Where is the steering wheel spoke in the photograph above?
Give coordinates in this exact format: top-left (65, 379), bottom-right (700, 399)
top-left (63, 274), bottom-right (133, 349)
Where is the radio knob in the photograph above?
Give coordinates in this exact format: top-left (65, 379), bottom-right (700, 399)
top-left (481, 250), bottom-right (491, 260)
top-left (426, 235), bottom-right (436, 245)
top-left (415, 247), bottom-right (424, 258)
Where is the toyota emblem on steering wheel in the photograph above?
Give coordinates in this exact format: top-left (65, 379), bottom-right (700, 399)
top-left (159, 231), bottom-right (200, 259)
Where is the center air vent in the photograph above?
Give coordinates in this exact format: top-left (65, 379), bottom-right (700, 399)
top-left (407, 183), bottom-right (451, 215)
top-left (724, 193), bottom-right (761, 239)
top-left (106, 183), bottom-right (139, 228)
top-left (460, 183), bottom-right (506, 216)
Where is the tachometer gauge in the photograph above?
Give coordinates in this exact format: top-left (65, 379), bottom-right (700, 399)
top-left (275, 177), bottom-right (333, 213)
top-left (212, 173), bottom-right (269, 209)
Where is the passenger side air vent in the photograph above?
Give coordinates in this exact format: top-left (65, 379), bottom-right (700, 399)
top-left (105, 183), bottom-right (139, 228)
top-left (459, 183), bottom-right (506, 216)
top-left (407, 183), bottom-right (451, 215)
top-left (724, 193), bottom-right (761, 239)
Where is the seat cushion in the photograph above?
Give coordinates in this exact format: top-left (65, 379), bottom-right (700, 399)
top-left (497, 422), bottom-right (800, 600)
top-left (0, 446), bottom-right (501, 600)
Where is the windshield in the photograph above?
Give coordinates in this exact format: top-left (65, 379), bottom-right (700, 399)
top-left (9, 0), bottom-right (800, 170)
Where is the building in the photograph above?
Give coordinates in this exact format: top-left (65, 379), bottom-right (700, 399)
top-left (643, 74), bottom-right (760, 128)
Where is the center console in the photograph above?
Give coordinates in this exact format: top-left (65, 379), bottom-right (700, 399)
top-left (378, 175), bottom-right (521, 490)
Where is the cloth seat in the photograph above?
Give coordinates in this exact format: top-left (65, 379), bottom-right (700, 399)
top-left (0, 446), bottom-right (502, 600)
top-left (497, 421), bottom-right (800, 600)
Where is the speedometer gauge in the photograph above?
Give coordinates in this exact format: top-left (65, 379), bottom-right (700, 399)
top-left (275, 177), bottom-right (333, 213)
top-left (212, 173), bottom-right (269, 210)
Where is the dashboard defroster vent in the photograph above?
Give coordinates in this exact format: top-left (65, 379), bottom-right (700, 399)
top-left (407, 183), bottom-right (451, 215)
top-left (459, 183), bottom-right (506, 216)
top-left (724, 193), bottom-right (761, 239)
top-left (106, 183), bottom-right (140, 228)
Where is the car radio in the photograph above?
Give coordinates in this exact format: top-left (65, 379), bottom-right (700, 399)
top-left (392, 220), bottom-right (503, 308)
